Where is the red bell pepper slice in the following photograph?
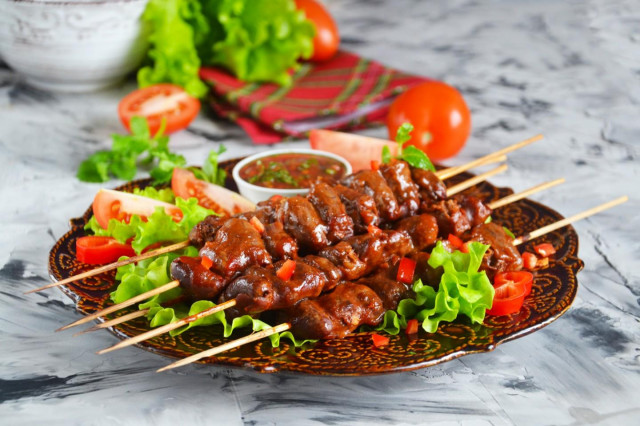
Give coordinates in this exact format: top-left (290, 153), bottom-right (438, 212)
top-left (534, 243), bottom-right (556, 258)
top-left (495, 271), bottom-right (533, 297)
top-left (405, 319), bottom-right (419, 335)
top-left (522, 252), bottom-right (538, 270)
top-left (276, 260), bottom-right (296, 281)
top-left (370, 160), bottom-right (380, 171)
top-left (76, 236), bottom-right (136, 265)
top-left (371, 333), bottom-right (389, 347)
top-left (486, 273), bottom-right (527, 316)
top-left (397, 257), bottom-right (417, 284)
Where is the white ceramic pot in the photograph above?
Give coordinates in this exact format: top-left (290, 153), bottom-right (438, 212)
top-left (0, 0), bottom-right (149, 92)
top-left (232, 149), bottom-right (353, 204)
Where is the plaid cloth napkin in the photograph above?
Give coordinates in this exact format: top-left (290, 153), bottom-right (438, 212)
top-left (199, 51), bottom-right (428, 144)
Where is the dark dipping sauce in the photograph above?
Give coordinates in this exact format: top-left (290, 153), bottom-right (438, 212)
top-left (240, 153), bottom-right (347, 189)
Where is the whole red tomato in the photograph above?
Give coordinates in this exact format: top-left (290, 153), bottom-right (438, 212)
top-left (387, 81), bottom-right (471, 161)
top-left (295, 0), bottom-right (339, 62)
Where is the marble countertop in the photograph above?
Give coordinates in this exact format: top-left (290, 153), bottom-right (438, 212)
top-left (1, 0), bottom-right (639, 424)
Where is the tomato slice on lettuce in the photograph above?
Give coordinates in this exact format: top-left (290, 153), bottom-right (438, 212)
top-left (76, 236), bottom-right (136, 264)
top-left (486, 272), bottom-right (530, 316)
top-left (92, 189), bottom-right (183, 229)
top-left (171, 168), bottom-right (255, 216)
top-left (118, 84), bottom-right (200, 135)
top-left (309, 129), bottom-right (398, 172)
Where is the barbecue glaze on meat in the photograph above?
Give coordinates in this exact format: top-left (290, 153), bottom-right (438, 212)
top-left (199, 218), bottom-right (272, 279)
top-left (470, 223), bottom-right (524, 279)
top-left (283, 283), bottom-right (385, 340)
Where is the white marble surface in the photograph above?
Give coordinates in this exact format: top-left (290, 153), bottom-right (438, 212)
top-left (1, 0), bottom-right (639, 424)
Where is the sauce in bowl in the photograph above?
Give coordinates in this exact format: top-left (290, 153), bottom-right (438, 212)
top-left (239, 153), bottom-right (347, 189)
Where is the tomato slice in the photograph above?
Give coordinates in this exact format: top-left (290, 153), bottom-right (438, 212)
top-left (171, 168), bottom-right (255, 216)
top-left (486, 274), bottom-right (527, 316)
top-left (92, 189), bottom-right (183, 229)
top-left (118, 84), bottom-right (200, 135)
top-left (76, 236), bottom-right (136, 264)
top-left (309, 129), bottom-right (398, 172)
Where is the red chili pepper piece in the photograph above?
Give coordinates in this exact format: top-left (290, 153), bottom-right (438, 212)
top-left (405, 319), bottom-right (419, 335)
top-left (370, 160), bottom-right (380, 171)
top-left (534, 243), bottom-right (556, 258)
top-left (371, 333), bottom-right (389, 347)
top-left (487, 274), bottom-right (527, 316)
top-left (447, 234), bottom-right (464, 250)
top-left (276, 259), bottom-right (296, 281)
top-left (201, 256), bottom-right (214, 270)
top-left (76, 236), bottom-right (136, 265)
top-left (522, 252), bottom-right (538, 270)
top-left (397, 257), bottom-right (417, 284)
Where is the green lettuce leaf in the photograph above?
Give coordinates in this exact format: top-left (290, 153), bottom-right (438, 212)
top-left (203, 0), bottom-right (314, 86)
top-left (138, 0), bottom-right (209, 97)
top-left (377, 241), bottom-right (494, 334)
top-left (143, 299), bottom-right (316, 347)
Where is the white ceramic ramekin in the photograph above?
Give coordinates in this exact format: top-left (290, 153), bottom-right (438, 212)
top-left (0, 0), bottom-right (149, 92)
top-left (232, 149), bottom-right (353, 204)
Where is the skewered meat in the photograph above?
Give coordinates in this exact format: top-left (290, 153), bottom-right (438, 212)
top-left (342, 170), bottom-right (401, 222)
top-left (199, 218), bottom-right (272, 279)
top-left (308, 181), bottom-right (354, 242)
top-left (333, 184), bottom-right (379, 233)
top-left (171, 256), bottom-right (226, 301)
top-left (470, 222), bottom-right (523, 279)
top-left (412, 168), bottom-right (447, 205)
top-left (277, 196), bottom-right (329, 252)
top-left (220, 260), bottom-right (329, 316)
top-left (379, 160), bottom-right (421, 218)
top-left (282, 283), bottom-right (385, 340)
top-left (425, 199), bottom-right (472, 238)
top-left (263, 221), bottom-right (298, 260)
top-left (394, 214), bottom-right (439, 251)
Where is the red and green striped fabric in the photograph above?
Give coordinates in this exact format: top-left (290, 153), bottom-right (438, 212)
top-left (200, 51), bottom-right (428, 144)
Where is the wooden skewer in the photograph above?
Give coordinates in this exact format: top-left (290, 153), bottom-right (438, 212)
top-left (438, 154), bottom-right (506, 179)
top-left (27, 241), bottom-right (190, 294)
top-left (97, 300), bottom-right (237, 354)
top-left (436, 134), bottom-right (543, 180)
top-left (72, 309), bottom-right (149, 337)
top-left (488, 178), bottom-right (565, 210)
top-left (56, 280), bottom-right (180, 332)
top-left (446, 164), bottom-right (508, 197)
top-left (157, 323), bottom-right (292, 372)
top-left (512, 196), bottom-right (628, 246)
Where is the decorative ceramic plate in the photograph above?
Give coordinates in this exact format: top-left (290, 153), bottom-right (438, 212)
top-left (48, 159), bottom-right (584, 376)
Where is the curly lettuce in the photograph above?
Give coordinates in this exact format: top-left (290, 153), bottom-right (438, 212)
top-left (138, 0), bottom-right (315, 92)
top-left (377, 241), bottom-right (494, 335)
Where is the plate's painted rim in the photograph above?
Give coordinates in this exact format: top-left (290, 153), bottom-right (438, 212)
top-left (48, 159), bottom-right (584, 376)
